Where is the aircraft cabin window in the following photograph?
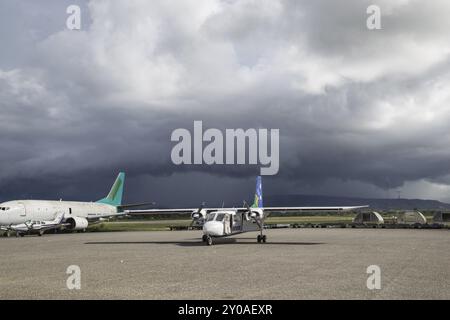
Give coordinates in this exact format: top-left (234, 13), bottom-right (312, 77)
top-left (216, 213), bottom-right (225, 221)
top-left (206, 214), bottom-right (215, 221)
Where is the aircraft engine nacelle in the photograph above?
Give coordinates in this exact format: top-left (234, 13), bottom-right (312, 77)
top-left (65, 217), bottom-right (89, 230)
top-left (191, 209), bottom-right (206, 221)
top-left (246, 209), bottom-right (264, 221)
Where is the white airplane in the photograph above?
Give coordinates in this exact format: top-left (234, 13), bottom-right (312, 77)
top-left (0, 172), bottom-right (149, 236)
top-left (1, 212), bottom-right (65, 237)
top-left (127, 176), bottom-right (369, 245)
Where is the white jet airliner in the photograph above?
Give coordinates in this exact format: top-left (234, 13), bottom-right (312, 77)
top-left (0, 172), bottom-right (148, 236)
top-left (128, 176), bottom-right (368, 245)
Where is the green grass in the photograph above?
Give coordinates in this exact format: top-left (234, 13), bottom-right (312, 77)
top-left (266, 216), bottom-right (354, 224)
top-left (88, 220), bottom-right (192, 232)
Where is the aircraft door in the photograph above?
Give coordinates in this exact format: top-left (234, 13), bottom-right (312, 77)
top-left (224, 214), bottom-right (231, 235)
top-left (233, 214), bottom-right (242, 232)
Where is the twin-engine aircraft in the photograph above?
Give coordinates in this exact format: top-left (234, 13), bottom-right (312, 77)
top-left (1, 212), bottom-right (65, 237)
top-left (127, 177), bottom-right (368, 245)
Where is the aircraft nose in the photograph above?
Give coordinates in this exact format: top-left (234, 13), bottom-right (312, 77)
top-left (203, 221), bottom-right (223, 236)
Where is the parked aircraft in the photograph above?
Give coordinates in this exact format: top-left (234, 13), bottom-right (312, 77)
top-left (1, 212), bottom-right (65, 237)
top-left (0, 172), bottom-right (150, 236)
top-left (128, 176), bottom-right (368, 245)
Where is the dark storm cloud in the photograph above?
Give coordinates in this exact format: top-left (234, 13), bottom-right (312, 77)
top-left (1, 0), bottom-right (450, 205)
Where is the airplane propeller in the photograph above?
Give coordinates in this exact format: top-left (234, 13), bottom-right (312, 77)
top-left (190, 202), bottom-right (206, 226)
top-left (243, 201), bottom-right (259, 219)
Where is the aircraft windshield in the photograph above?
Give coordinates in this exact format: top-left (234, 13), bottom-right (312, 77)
top-left (215, 213), bottom-right (225, 221)
top-left (206, 213), bottom-right (215, 222)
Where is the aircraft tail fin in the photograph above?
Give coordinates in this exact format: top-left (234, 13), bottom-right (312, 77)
top-left (96, 172), bottom-right (125, 207)
top-left (251, 176), bottom-right (263, 208)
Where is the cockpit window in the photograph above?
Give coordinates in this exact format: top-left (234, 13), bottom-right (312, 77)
top-left (215, 213), bottom-right (225, 221)
top-left (206, 213), bottom-right (215, 222)
top-left (0, 207), bottom-right (9, 211)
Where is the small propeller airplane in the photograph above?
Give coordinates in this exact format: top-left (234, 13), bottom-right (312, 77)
top-left (127, 176), bottom-right (369, 245)
top-left (1, 212), bottom-right (66, 237)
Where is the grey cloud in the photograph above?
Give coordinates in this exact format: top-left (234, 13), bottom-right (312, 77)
top-left (1, 0), bottom-right (450, 205)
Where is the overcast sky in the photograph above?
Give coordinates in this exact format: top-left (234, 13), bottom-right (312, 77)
top-left (1, 0), bottom-right (450, 206)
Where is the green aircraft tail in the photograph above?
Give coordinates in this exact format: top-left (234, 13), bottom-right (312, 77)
top-left (96, 172), bottom-right (125, 206)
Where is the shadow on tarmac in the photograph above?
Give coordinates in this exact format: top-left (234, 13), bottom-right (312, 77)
top-left (85, 238), bottom-right (325, 247)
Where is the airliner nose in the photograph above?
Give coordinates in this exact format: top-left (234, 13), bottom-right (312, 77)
top-left (203, 221), bottom-right (223, 236)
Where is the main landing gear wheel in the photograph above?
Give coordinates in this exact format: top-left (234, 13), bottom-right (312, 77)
top-left (202, 235), bottom-right (208, 242)
top-left (206, 236), bottom-right (213, 246)
top-left (257, 235), bottom-right (267, 243)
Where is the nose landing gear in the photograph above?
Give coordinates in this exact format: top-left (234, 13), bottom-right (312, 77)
top-left (202, 234), bottom-right (213, 246)
top-left (255, 219), bottom-right (266, 243)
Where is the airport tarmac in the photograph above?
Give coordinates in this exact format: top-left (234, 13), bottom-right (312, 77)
top-left (0, 228), bottom-right (449, 299)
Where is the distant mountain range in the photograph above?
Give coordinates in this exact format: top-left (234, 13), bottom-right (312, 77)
top-left (265, 194), bottom-right (450, 210)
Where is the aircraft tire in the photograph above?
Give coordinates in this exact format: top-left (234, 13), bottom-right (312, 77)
top-left (19, 233), bottom-right (24, 237)
top-left (262, 235), bottom-right (267, 243)
top-left (206, 236), bottom-right (213, 246)
top-left (202, 235), bottom-right (207, 242)
top-left (257, 235), bottom-right (261, 243)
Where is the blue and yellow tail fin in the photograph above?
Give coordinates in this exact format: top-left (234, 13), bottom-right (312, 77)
top-left (251, 176), bottom-right (263, 208)
top-left (96, 172), bottom-right (125, 206)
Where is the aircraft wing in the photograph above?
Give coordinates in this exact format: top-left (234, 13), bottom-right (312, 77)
top-left (36, 224), bottom-right (64, 232)
top-left (127, 205), bottom-right (368, 215)
top-left (259, 205), bottom-right (369, 212)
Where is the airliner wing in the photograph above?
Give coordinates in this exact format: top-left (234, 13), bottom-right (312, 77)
top-left (126, 208), bottom-right (207, 215)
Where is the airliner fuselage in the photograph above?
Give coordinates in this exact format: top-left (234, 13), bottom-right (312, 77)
top-left (0, 200), bottom-right (117, 225)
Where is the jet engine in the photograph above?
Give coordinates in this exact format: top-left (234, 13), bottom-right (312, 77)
top-left (65, 217), bottom-right (89, 230)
